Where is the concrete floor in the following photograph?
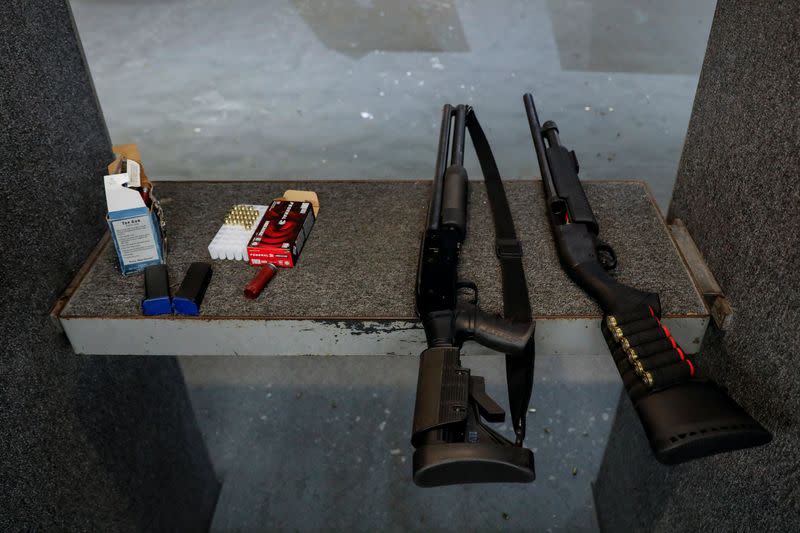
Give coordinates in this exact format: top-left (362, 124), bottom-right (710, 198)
top-left (180, 354), bottom-right (621, 532)
top-left (69, 0), bottom-right (716, 531)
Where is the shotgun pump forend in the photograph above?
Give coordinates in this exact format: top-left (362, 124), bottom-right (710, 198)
top-left (522, 92), bottom-right (771, 464)
top-left (412, 104), bottom-right (535, 487)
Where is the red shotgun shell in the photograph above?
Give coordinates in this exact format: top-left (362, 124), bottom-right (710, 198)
top-left (244, 264), bottom-right (278, 299)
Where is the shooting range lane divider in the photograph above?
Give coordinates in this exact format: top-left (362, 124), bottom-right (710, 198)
top-left (55, 180), bottom-right (708, 356)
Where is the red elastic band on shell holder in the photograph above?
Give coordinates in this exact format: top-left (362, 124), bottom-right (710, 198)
top-left (650, 308), bottom-right (695, 376)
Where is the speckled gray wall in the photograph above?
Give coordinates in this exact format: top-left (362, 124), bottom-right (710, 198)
top-left (0, 1), bottom-right (218, 530)
top-left (594, 1), bottom-right (800, 531)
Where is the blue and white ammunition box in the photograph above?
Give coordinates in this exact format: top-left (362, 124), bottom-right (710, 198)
top-left (104, 159), bottom-right (165, 275)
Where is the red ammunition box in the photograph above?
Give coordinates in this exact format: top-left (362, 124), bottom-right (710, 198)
top-left (247, 200), bottom-right (315, 268)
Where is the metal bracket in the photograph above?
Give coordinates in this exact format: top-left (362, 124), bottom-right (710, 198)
top-left (669, 218), bottom-right (733, 330)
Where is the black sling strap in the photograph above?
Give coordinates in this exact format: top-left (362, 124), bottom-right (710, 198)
top-left (465, 108), bottom-right (535, 444)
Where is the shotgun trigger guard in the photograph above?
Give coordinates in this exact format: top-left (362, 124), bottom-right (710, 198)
top-left (596, 240), bottom-right (617, 271)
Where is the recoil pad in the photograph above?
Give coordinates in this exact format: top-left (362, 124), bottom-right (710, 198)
top-left (633, 381), bottom-right (772, 464)
top-left (413, 443), bottom-right (534, 487)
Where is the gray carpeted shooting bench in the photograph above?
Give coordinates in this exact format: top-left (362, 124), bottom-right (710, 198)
top-left (56, 179), bottom-right (709, 356)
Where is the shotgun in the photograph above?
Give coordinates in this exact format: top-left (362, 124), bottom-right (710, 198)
top-left (411, 104), bottom-right (536, 486)
top-left (522, 92), bottom-right (771, 464)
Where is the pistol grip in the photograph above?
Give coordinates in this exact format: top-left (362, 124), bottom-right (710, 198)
top-left (456, 302), bottom-right (534, 355)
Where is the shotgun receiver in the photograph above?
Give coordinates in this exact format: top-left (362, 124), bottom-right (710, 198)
top-left (522, 93), bottom-right (771, 463)
top-left (411, 104), bottom-right (536, 486)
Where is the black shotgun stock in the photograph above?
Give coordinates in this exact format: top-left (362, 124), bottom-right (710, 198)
top-left (522, 93), bottom-right (771, 464)
top-left (411, 104), bottom-right (535, 486)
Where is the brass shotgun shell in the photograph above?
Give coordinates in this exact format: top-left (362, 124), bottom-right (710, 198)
top-left (625, 347), bottom-right (638, 362)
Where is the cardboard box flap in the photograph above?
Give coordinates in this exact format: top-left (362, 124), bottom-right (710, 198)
top-left (104, 173), bottom-right (146, 212)
top-left (108, 144), bottom-right (151, 189)
top-left (280, 190), bottom-right (319, 215)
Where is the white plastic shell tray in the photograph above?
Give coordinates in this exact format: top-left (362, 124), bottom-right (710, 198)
top-left (207, 204), bottom-right (268, 261)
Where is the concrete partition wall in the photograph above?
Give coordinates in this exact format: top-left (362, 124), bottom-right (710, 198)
top-left (0, 2), bottom-right (218, 530)
top-left (593, 1), bottom-right (800, 531)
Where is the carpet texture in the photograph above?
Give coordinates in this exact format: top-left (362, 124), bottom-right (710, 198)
top-left (0, 2), bottom-right (219, 530)
top-left (62, 180), bottom-right (705, 320)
